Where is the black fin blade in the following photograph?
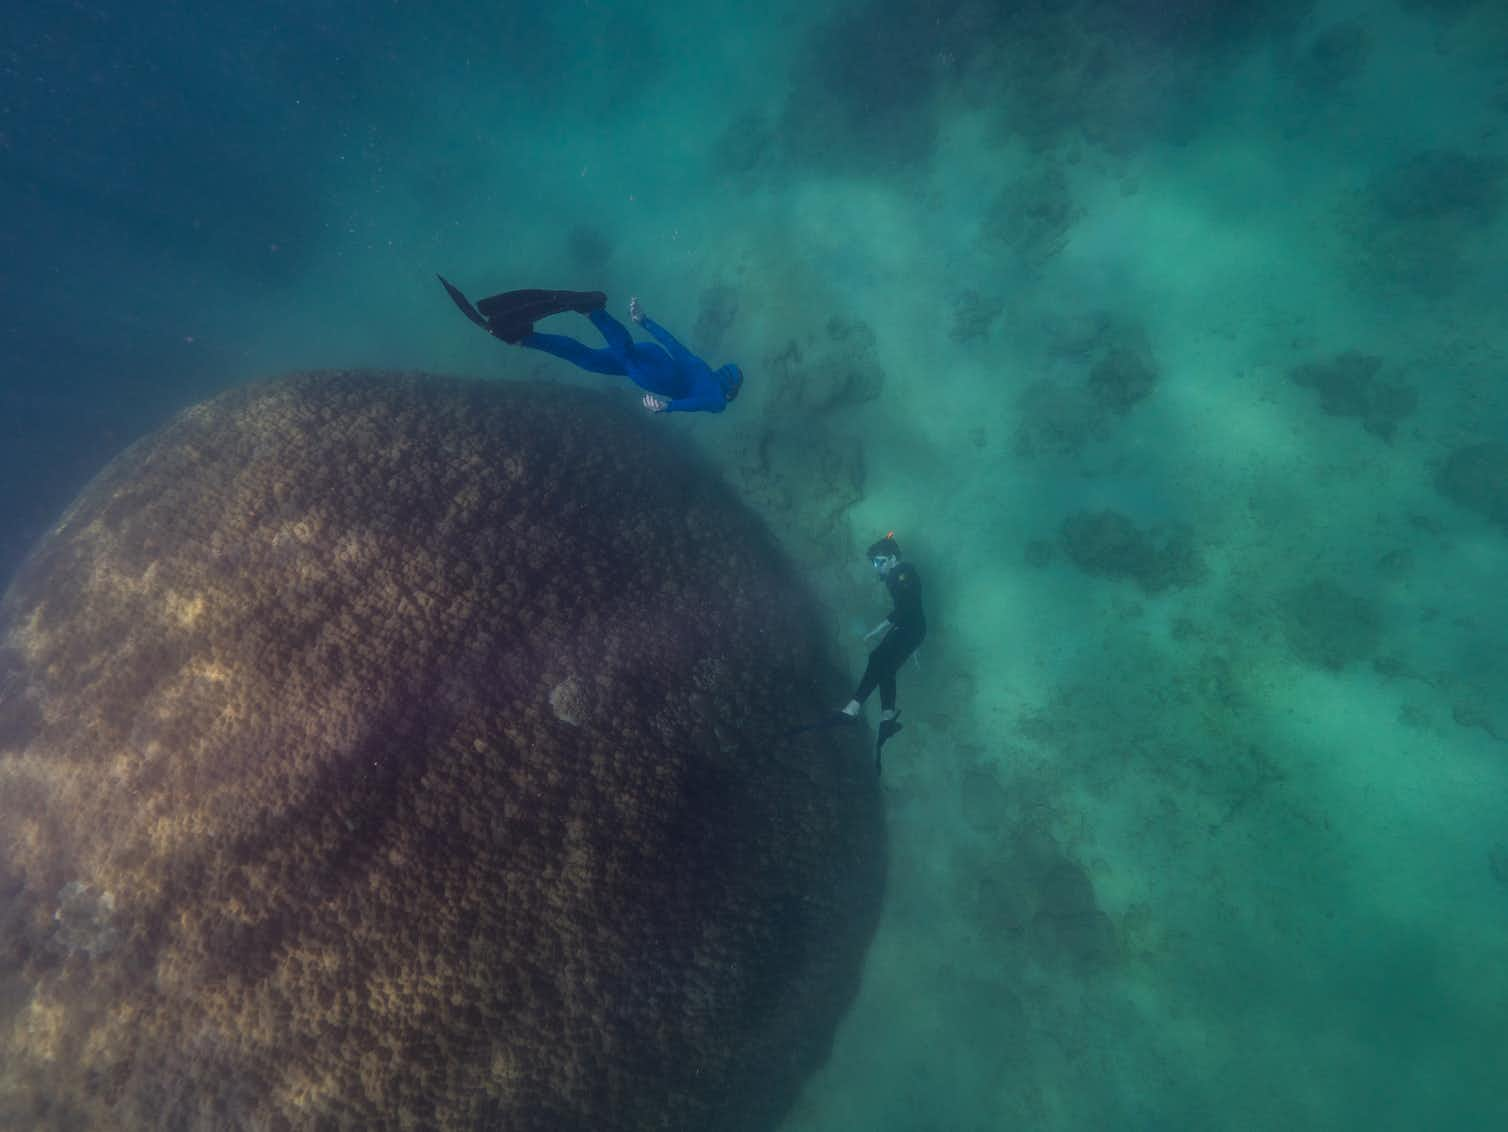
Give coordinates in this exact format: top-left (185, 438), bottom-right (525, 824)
top-left (477, 289), bottom-right (605, 324)
top-left (436, 274), bottom-right (491, 331)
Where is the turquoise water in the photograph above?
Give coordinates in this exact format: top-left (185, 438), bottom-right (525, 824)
top-left (4, 1), bottom-right (1507, 1128)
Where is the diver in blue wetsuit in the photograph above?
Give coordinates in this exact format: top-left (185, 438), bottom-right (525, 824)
top-left (528, 296), bottom-right (741, 415)
top-left (437, 276), bottom-right (742, 414)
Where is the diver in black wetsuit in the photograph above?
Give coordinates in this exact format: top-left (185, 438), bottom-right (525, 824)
top-left (835, 533), bottom-right (926, 767)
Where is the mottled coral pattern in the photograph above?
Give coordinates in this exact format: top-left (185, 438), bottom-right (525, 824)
top-left (0, 371), bottom-right (885, 1132)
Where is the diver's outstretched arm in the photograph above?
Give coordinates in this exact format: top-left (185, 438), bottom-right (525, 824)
top-left (660, 389), bottom-right (726, 414)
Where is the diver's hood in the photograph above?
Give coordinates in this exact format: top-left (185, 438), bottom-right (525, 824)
top-left (716, 363), bottom-right (743, 400)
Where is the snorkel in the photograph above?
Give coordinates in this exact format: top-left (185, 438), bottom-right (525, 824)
top-left (867, 531), bottom-right (900, 577)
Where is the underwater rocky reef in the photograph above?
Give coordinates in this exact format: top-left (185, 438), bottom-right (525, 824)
top-left (0, 371), bottom-right (885, 1132)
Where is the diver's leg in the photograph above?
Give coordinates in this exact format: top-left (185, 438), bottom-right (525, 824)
top-left (589, 307), bottom-right (679, 396)
top-left (843, 645), bottom-right (891, 717)
top-left (874, 644), bottom-right (908, 761)
top-left (874, 691), bottom-right (903, 773)
top-left (522, 332), bottom-right (626, 376)
top-left (878, 634), bottom-right (920, 715)
top-left (588, 308), bottom-right (635, 358)
top-left (862, 632), bottom-right (914, 713)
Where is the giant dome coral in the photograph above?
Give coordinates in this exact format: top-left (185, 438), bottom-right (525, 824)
top-left (0, 371), bottom-right (885, 1131)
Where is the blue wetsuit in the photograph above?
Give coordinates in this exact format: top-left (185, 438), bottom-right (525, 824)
top-left (523, 310), bottom-right (730, 414)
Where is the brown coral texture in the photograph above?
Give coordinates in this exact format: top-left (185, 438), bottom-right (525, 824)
top-left (0, 370), bottom-right (885, 1132)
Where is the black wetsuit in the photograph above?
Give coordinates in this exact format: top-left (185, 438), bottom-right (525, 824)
top-left (852, 561), bottom-right (926, 712)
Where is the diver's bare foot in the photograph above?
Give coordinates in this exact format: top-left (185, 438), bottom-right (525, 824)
top-left (629, 296), bottom-right (645, 324)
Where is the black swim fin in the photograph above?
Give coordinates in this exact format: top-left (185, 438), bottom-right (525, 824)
top-left (874, 714), bottom-right (902, 775)
top-left (436, 277), bottom-right (607, 344)
top-left (437, 274), bottom-right (491, 331)
top-left (782, 711), bottom-right (860, 740)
